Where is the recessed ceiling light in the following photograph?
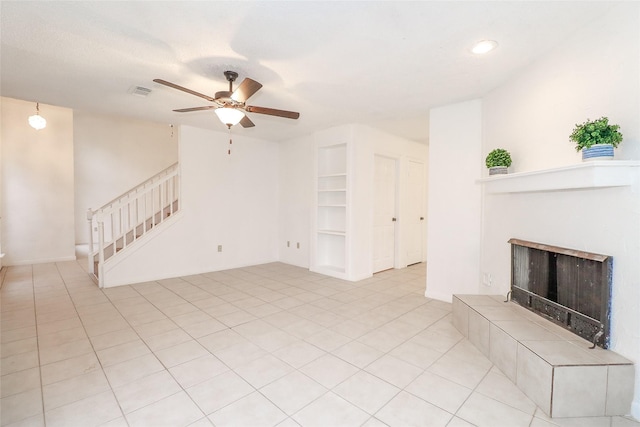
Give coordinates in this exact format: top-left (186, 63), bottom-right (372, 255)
top-left (472, 40), bottom-right (498, 55)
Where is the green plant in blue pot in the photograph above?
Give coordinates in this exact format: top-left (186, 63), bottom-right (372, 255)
top-left (569, 117), bottom-right (623, 161)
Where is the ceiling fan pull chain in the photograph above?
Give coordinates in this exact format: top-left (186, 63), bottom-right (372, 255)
top-left (228, 126), bottom-right (232, 155)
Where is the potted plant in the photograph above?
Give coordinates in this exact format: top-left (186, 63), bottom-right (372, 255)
top-left (569, 116), bottom-right (623, 161)
top-left (486, 148), bottom-right (512, 175)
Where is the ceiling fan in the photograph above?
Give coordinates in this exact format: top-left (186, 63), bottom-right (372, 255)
top-left (153, 71), bottom-right (300, 129)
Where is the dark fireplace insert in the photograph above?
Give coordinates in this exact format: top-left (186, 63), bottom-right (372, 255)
top-left (509, 238), bottom-right (612, 349)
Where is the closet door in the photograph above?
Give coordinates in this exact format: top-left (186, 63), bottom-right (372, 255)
top-left (373, 155), bottom-right (397, 273)
top-left (406, 160), bottom-right (425, 265)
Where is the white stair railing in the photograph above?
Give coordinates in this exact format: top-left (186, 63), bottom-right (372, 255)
top-left (87, 163), bottom-right (180, 287)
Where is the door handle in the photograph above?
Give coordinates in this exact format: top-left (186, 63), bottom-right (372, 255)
top-left (392, 217), bottom-right (397, 222)
top-left (420, 217), bottom-right (424, 220)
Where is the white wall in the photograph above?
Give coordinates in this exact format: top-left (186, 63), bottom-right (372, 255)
top-left (480, 3), bottom-right (640, 418)
top-left (426, 100), bottom-right (483, 301)
top-left (277, 134), bottom-right (314, 268)
top-left (1, 97), bottom-right (76, 265)
top-left (74, 112), bottom-right (177, 244)
top-left (482, 3), bottom-right (639, 173)
top-left (103, 125), bottom-right (279, 286)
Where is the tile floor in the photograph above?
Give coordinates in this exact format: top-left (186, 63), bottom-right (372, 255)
top-left (1, 260), bottom-right (638, 427)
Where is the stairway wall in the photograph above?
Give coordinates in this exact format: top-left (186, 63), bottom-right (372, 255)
top-left (74, 112), bottom-right (177, 245)
top-left (102, 125), bottom-right (279, 287)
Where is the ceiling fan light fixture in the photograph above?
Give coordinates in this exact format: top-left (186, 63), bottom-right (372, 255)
top-left (472, 40), bottom-right (498, 55)
top-left (215, 107), bottom-right (245, 127)
top-left (155, 71), bottom-right (299, 131)
top-left (28, 102), bottom-right (47, 130)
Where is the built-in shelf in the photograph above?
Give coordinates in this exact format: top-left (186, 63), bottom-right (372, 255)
top-left (318, 229), bottom-right (346, 236)
top-left (318, 173), bottom-right (347, 178)
top-left (477, 161), bottom-right (640, 194)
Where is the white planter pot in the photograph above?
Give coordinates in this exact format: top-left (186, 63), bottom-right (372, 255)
top-left (489, 166), bottom-right (508, 175)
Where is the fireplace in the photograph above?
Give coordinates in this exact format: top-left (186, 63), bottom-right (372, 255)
top-left (509, 238), bottom-right (612, 348)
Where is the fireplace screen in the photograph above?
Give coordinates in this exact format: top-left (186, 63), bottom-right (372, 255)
top-left (509, 239), bottom-right (612, 348)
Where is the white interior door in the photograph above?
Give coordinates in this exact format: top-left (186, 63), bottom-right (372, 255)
top-left (406, 160), bottom-right (425, 265)
top-left (373, 155), bottom-right (397, 273)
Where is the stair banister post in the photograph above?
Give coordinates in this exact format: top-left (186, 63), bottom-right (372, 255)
top-left (143, 191), bottom-right (148, 234)
top-left (151, 188), bottom-right (156, 228)
top-left (97, 220), bottom-right (105, 288)
top-left (170, 175), bottom-right (175, 215)
top-left (160, 181), bottom-right (165, 224)
top-left (86, 209), bottom-right (94, 273)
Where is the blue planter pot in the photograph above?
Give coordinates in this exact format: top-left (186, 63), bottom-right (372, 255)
top-left (582, 144), bottom-right (614, 161)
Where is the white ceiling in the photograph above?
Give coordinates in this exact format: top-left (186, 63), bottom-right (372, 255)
top-left (0, 1), bottom-right (617, 144)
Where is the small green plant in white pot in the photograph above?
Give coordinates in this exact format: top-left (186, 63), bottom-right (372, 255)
top-left (569, 116), bottom-right (623, 161)
top-left (486, 148), bottom-right (512, 175)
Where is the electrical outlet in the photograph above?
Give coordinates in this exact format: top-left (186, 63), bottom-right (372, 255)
top-left (482, 273), bottom-right (492, 287)
top-left (217, 245), bottom-right (222, 252)
top-left (287, 241), bottom-right (290, 247)
top-left (296, 242), bottom-right (300, 249)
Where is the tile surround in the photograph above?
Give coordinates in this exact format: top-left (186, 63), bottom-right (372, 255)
top-left (0, 261), bottom-right (637, 426)
top-left (489, 322), bottom-right (518, 382)
top-left (467, 309), bottom-right (490, 357)
top-left (453, 294), bottom-right (636, 419)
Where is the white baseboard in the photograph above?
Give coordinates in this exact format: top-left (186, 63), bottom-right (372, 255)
top-left (424, 288), bottom-right (453, 303)
top-left (4, 255), bottom-right (77, 266)
top-left (631, 399), bottom-right (640, 422)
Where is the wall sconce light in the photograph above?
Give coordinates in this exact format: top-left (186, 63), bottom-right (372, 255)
top-left (28, 102), bottom-right (47, 130)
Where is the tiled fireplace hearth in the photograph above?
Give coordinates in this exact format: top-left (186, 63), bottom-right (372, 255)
top-left (452, 295), bottom-right (634, 418)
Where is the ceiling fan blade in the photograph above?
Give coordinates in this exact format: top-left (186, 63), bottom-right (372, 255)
top-left (173, 106), bottom-right (217, 113)
top-left (153, 79), bottom-right (216, 102)
top-left (240, 115), bottom-right (255, 128)
top-left (246, 106), bottom-right (300, 119)
top-left (231, 78), bottom-right (263, 103)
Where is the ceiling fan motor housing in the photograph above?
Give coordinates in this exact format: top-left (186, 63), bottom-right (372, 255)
top-left (223, 70), bottom-right (239, 82)
top-left (215, 91), bottom-right (234, 104)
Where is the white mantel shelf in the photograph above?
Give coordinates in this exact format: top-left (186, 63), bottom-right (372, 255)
top-left (477, 161), bottom-right (640, 194)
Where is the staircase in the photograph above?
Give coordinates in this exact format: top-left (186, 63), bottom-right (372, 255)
top-left (87, 163), bottom-right (180, 287)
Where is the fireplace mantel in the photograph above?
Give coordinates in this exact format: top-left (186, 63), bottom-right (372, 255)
top-left (477, 160), bottom-right (640, 194)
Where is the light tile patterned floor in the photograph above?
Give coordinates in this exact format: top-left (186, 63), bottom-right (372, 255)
top-left (1, 261), bottom-right (638, 427)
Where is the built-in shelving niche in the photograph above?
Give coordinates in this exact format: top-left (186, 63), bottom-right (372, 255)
top-left (313, 143), bottom-right (349, 278)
